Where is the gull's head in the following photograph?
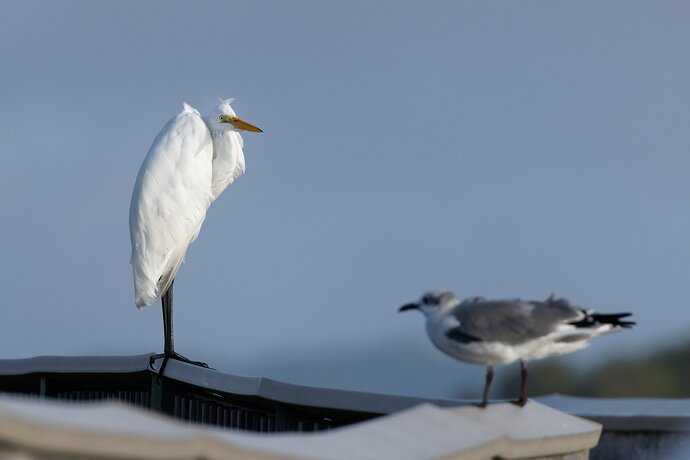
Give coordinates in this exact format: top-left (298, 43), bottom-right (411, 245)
top-left (206, 98), bottom-right (263, 134)
top-left (398, 290), bottom-right (459, 317)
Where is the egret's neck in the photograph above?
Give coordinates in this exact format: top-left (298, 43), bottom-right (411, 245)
top-left (209, 130), bottom-right (245, 200)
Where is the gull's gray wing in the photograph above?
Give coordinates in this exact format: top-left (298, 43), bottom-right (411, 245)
top-left (446, 297), bottom-right (585, 345)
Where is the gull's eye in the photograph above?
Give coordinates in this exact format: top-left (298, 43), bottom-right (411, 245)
top-left (423, 294), bottom-right (441, 306)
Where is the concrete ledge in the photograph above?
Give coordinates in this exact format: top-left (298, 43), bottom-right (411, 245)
top-left (0, 395), bottom-right (600, 460)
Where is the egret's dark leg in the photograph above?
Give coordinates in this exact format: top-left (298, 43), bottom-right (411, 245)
top-left (149, 279), bottom-right (211, 376)
top-left (516, 359), bottom-right (528, 406)
top-left (163, 280), bottom-right (175, 353)
top-left (157, 280), bottom-right (175, 376)
top-left (479, 365), bottom-right (494, 408)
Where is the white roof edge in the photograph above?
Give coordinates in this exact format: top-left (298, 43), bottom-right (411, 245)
top-left (0, 395), bottom-right (601, 460)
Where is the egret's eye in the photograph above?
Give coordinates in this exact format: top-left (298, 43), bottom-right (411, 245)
top-left (219, 116), bottom-right (224, 121)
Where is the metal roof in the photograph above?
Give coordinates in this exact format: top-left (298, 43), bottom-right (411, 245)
top-left (1, 354), bottom-right (690, 435)
top-left (537, 394), bottom-right (690, 432)
top-left (0, 353), bottom-right (464, 414)
top-left (0, 353), bottom-right (471, 433)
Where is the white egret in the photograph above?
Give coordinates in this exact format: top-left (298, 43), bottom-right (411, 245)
top-left (399, 291), bottom-right (634, 406)
top-left (129, 98), bottom-right (262, 374)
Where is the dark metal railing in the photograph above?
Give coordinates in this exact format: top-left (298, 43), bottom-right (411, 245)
top-left (0, 354), bottom-right (447, 433)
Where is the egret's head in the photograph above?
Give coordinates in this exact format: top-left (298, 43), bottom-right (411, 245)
top-left (206, 98), bottom-right (263, 134)
top-left (398, 290), bottom-right (459, 316)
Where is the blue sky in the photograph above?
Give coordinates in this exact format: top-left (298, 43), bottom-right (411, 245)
top-left (1, 1), bottom-right (688, 397)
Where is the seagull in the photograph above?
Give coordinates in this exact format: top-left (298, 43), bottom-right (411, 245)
top-left (399, 290), bottom-right (634, 406)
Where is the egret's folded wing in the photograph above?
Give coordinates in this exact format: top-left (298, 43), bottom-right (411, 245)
top-left (129, 106), bottom-right (213, 308)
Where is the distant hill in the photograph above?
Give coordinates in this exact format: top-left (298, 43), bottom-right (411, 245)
top-left (497, 337), bottom-right (690, 398)
top-left (207, 334), bottom-right (689, 402)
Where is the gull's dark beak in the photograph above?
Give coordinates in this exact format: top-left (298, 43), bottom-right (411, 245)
top-left (398, 303), bottom-right (419, 313)
top-left (219, 115), bottom-right (263, 133)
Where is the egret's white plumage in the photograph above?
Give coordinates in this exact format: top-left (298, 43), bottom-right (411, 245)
top-left (129, 98), bottom-right (261, 310)
top-left (204, 100), bottom-right (246, 199)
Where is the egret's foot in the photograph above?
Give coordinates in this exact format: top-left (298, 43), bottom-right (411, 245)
top-left (149, 353), bottom-right (164, 371)
top-left (476, 400), bottom-right (489, 408)
top-left (165, 351), bottom-right (210, 369)
top-left (510, 398), bottom-right (528, 407)
top-left (149, 352), bottom-right (211, 378)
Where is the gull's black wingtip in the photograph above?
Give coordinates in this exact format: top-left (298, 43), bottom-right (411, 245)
top-left (593, 312), bottom-right (636, 328)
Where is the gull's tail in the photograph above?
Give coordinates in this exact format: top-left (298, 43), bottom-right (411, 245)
top-left (572, 311), bottom-right (636, 329)
top-left (590, 312), bottom-right (635, 328)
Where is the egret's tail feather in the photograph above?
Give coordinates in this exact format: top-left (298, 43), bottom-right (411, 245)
top-left (135, 290), bottom-right (158, 310)
top-left (134, 274), bottom-right (159, 309)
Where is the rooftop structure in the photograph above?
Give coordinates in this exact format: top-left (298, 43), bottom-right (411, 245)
top-left (0, 354), bottom-right (689, 459)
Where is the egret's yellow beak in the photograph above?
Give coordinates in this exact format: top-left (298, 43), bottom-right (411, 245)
top-left (219, 115), bottom-right (263, 133)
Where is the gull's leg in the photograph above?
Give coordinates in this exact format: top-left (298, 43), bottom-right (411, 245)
top-left (515, 359), bottom-right (528, 406)
top-left (479, 365), bottom-right (493, 408)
